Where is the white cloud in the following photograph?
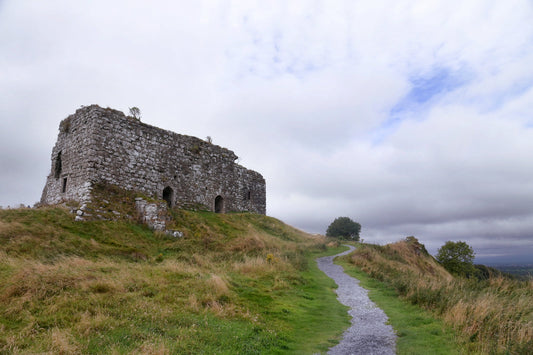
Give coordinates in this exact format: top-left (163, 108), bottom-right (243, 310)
top-left (1, 0), bottom-right (532, 262)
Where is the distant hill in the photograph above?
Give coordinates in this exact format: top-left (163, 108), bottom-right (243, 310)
top-left (490, 264), bottom-right (533, 280)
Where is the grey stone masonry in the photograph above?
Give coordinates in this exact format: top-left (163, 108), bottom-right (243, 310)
top-left (40, 105), bottom-right (266, 214)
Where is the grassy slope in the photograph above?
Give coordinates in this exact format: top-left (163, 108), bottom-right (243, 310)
top-left (338, 239), bottom-right (533, 354)
top-left (0, 207), bottom-right (350, 354)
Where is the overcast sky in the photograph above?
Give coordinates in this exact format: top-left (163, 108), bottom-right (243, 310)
top-left (1, 1), bottom-right (532, 263)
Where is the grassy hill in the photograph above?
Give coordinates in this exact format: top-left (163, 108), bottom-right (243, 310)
top-left (337, 238), bottom-right (533, 354)
top-left (4, 188), bottom-right (530, 355)
top-left (0, 206), bottom-right (350, 354)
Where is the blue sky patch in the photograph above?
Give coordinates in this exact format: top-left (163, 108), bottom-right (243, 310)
top-left (370, 66), bottom-right (471, 144)
top-left (393, 66), bottom-right (470, 113)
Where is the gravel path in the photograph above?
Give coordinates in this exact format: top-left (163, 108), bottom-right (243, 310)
top-left (316, 245), bottom-right (396, 355)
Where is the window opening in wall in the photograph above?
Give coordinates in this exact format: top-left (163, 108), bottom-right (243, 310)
top-left (62, 178), bottom-right (67, 193)
top-left (54, 152), bottom-right (62, 179)
top-left (215, 195), bottom-right (224, 213)
top-left (247, 191), bottom-right (251, 200)
top-left (163, 186), bottom-right (174, 208)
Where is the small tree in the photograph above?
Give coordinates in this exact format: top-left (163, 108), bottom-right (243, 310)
top-left (436, 241), bottom-right (475, 277)
top-left (129, 107), bottom-right (141, 120)
top-left (326, 217), bottom-right (361, 241)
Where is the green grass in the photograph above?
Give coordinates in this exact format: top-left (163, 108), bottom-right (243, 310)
top-left (340, 240), bottom-right (533, 354)
top-left (0, 206), bottom-right (350, 354)
top-left (336, 256), bottom-right (462, 355)
top-left (229, 246), bottom-right (351, 354)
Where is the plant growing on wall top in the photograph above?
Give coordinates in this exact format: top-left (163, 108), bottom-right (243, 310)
top-left (60, 117), bottom-right (71, 133)
top-left (190, 144), bottom-right (201, 154)
top-left (128, 107), bottom-right (141, 121)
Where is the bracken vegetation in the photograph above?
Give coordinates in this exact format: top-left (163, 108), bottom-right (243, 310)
top-left (344, 238), bottom-right (533, 354)
top-left (0, 206), bottom-right (349, 354)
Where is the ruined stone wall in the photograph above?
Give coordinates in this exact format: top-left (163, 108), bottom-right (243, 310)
top-left (41, 105), bottom-right (266, 214)
top-left (40, 110), bottom-right (99, 205)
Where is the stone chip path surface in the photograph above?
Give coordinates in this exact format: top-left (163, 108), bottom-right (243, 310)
top-left (317, 245), bottom-right (397, 355)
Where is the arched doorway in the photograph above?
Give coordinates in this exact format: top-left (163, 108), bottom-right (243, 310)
top-left (215, 195), bottom-right (224, 213)
top-left (163, 186), bottom-right (174, 208)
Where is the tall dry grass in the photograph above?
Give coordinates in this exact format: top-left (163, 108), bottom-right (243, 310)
top-left (348, 239), bottom-right (533, 354)
top-left (0, 206), bottom-right (332, 353)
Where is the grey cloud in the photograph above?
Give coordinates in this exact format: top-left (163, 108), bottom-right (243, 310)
top-left (1, 1), bottom-right (532, 263)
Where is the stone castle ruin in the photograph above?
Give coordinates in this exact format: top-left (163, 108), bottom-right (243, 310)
top-left (40, 105), bottom-right (266, 217)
